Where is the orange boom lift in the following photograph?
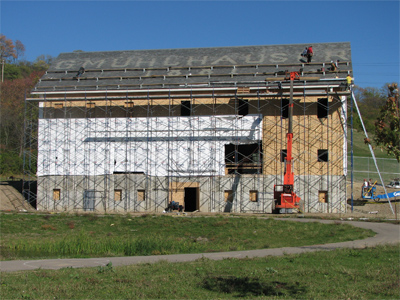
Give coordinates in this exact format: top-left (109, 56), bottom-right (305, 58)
top-left (273, 71), bottom-right (301, 213)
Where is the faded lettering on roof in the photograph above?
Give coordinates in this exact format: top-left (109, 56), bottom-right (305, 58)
top-left (163, 55), bottom-right (180, 66)
top-left (270, 53), bottom-right (288, 63)
top-left (82, 59), bottom-right (106, 69)
top-left (50, 45), bottom-right (350, 70)
top-left (112, 57), bottom-right (134, 68)
top-left (211, 55), bottom-right (238, 65)
top-left (323, 50), bottom-right (349, 61)
top-left (55, 60), bottom-right (76, 69)
top-left (134, 57), bottom-right (156, 68)
top-left (187, 56), bottom-right (208, 66)
top-left (245, 53), bottom-right (265, 64)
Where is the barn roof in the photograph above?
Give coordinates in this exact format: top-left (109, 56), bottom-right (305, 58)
top-left (32, 42), bottom-right (352, 93)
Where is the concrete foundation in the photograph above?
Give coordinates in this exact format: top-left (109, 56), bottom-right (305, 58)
top-left (37, 174), bottom-right (346, 214)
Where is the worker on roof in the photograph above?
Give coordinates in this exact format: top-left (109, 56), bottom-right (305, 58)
top-left (330, 61), bottom-right (337, 72)
top-left (301, 47), bottom-right (308, 57)
top-left (306, 46), bottom-right (313, 63)
top-left (346, 74), bottom-right (353, 90)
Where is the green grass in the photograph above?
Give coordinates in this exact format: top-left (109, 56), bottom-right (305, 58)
top-left (0, 213), bottom-right (375, 260)
top-left (348, 130), bottom-right (400, 183)
top-left (1, 244), bottom-right (398, 299)
top-left (348, 129), bottom-right (376, 157)
top-left (348, 129), bottom-right (396, 159)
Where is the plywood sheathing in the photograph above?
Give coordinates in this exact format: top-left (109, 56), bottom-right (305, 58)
top-left (262, 95), bottom-right (344, 176)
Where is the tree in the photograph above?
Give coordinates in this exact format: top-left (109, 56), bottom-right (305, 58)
top-left (4, 64), bottom-right (21, 80)
top-left (15, 40), bottom-right (25, 61)
top-left (1, 35), bottom-right (26, 82)
top-left (33, 54), bottom-right (53, 71)
top-left (351, 85), bottom-right (387, 132)
top-left (0, 35), bottom-right (48, 175)
top-left (374, 83), bottom-right (400, 161)
top-left (0, 71), bottom-right (44, 158)
top-left (0, 34), bottom-right (17, 61)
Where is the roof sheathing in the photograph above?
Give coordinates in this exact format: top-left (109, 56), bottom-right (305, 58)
top-left (33, 42), bottom-right (352, 94)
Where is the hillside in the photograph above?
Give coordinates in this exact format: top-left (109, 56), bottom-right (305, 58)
top-left (348, 129), bottom-right (394, 159)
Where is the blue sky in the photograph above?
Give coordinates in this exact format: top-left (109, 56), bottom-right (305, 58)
top-left (1, 0), bottom-right (399, 89)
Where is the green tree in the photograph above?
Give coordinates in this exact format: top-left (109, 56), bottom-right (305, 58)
top-left (4, 63), bottom-right (21, 80)
top-left (374, 83), bottom-right (400, 161)
top-left (33, 54), bottom-right (53, 71)
top-left (0, 71), bottom-right (44, 160)
top-left (0, 151), bottom-right (23, 175)
top-left (352, 85), bottom-right (387, 132)
top-left (0, 36), bottom-right (47, 175)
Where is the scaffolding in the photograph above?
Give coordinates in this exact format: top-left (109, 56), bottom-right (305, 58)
top-left (23, 85), bottom-right (349, 213)
top-left (23, 44), bottom-right (352, 214)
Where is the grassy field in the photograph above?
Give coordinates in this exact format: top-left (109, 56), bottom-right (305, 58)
top-left (1, 244), bottom-right (398, 299)
top-left (347, 129), bottom-right (400, 183)
top-left (348, 129), bottom-right (381, 158)
top-left (347, 128), bottom-right (399, 159)
top-left (0, 213), bottom-right (375, 261)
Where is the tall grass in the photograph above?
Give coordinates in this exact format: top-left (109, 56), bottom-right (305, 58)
top-left (10, 230), bottom-right (207, 258)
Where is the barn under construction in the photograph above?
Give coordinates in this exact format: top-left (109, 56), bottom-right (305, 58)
top-left (24, 42), bottom-right (352, 213)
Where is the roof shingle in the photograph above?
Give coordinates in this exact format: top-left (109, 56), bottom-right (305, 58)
top-left (34, 42), bottom-right (352, 92)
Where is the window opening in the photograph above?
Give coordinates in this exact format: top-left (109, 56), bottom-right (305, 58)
top-left (281, 98), bottom-right (289, 119)
top-left (280, 149), bottom-right (287, 163)
top-left (250, 190), bottom-right (258, 202)
top-left (224, 190), bottom-right (234, 203)
top-left (318, 149), bottom-right (329, 162)
top-left (237, 99), bottom-right (248, 116)
top-left (53, 189), bottom-right (60, 201)
top-left (225, 142), bottom-right (262, 174)
top-left (181, 101), bottom-right (191, 116)
top-left (318, 191), bottom-right (328, 203)
top-left (317, 98), bottom-right (328, 119)
top-left (137, 190), bottom-right (145, 202)
top-left (114, 189), bottom-right (122, 201)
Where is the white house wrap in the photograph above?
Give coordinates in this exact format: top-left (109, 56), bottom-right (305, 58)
top-left (38, 115), bottom-right (262, 177)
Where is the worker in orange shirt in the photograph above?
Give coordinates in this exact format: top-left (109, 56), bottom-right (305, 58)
top-left (306, 46), bottom-right (313, 63)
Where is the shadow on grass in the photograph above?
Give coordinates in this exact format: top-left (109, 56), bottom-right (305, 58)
top-left (201, 275), bottom-right (305, 297)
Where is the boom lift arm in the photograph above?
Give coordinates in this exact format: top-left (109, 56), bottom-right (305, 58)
top-left (274, 72), bottom-right (301, 213)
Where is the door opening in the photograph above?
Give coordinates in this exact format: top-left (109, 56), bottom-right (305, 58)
top-left (83, 190), bottom-right (96, 211)
top-left (184, 187), bottom-right (198, 212)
